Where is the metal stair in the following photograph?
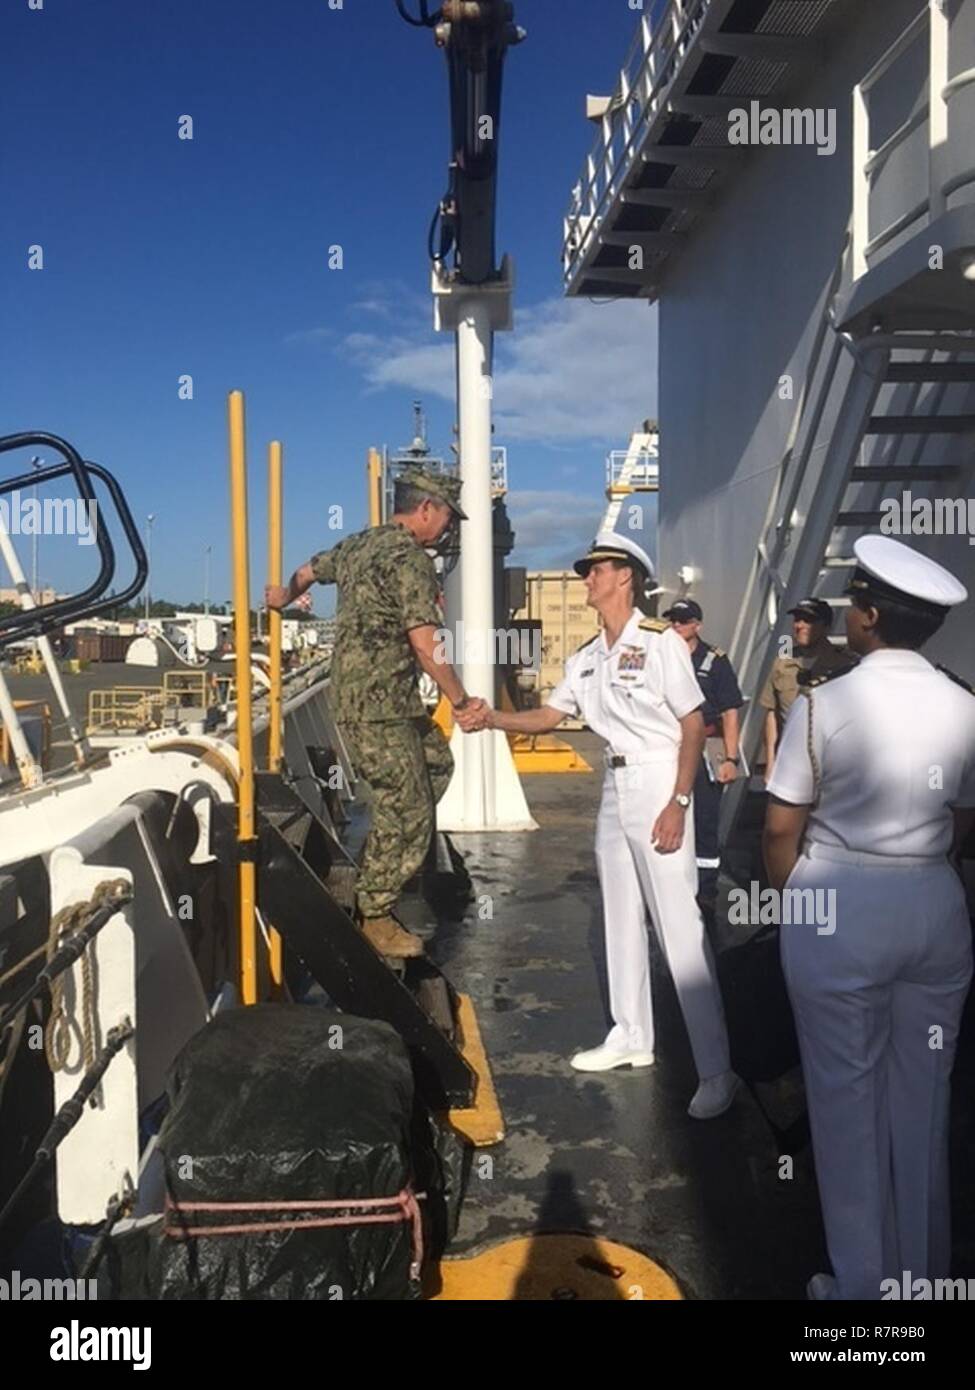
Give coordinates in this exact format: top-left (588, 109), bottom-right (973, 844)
top-left (601, 429), bottom-right (659, 534)
top-left (720, 244), bottom-right (975, 845)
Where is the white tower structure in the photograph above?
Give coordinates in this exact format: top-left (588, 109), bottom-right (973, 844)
top-left (432, 263), bottom-right (534, 832)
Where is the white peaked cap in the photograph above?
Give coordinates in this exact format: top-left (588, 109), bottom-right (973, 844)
top-left (851, 535), bottom-right (968, 610)
top-left (574, 530), bottom-right (656, 581)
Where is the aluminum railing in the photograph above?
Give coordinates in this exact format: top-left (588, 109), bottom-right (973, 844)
top-left (491, 446), bottom-right (508, 496)
top-left (606, 448), bottom-right (659, 492)
top-left (852, 0), bottom-right (975, 278)
top-left (562, 0), bottom-right (713, 288)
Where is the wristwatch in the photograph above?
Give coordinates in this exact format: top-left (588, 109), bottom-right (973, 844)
top-left (453, 696), bottom-right (471, 712)
top-left (722, 756), bottom-right (740, 766)
top-left (673, 793), bottom-right (691, 809)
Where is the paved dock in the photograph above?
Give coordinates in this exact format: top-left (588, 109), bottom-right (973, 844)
top-left (431, 733), bottom-right (975, 1299)
top-left (2, 661), bottom-right (221, 775)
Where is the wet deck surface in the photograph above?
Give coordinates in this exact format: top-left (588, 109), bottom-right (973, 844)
top-left (429, 733), bottom-right (975, 1300)
top-left (4, 671), bottom-right (972, 1300)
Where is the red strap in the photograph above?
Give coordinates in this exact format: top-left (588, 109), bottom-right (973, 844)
top-left (163, 1187), bottom-right (426, 1280)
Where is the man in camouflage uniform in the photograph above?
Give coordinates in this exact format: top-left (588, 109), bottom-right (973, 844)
top-left (265, 466), bottom-right (484, 958)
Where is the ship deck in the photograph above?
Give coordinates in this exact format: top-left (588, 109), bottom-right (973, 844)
top-left (4, 667), bottom-right (972, 1300)
top-left (429, 733), bottom-right (975, 1300)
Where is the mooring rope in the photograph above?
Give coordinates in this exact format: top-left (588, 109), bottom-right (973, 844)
top-left (44, 878), bottom-right (130, 1073)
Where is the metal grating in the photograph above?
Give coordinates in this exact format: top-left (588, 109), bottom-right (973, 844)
top-left (666, 161), bottom-right (722, 188)
top-left (756, 0), bottom-right (837, 39)
top-left (717, 56), bottom-right (790, 96)
top-left (693, 114), bottom-right (743, 144)
top-left (566, 0), bottom-right (847, 296)
top-left (668, 209), bottom-right (705, 235)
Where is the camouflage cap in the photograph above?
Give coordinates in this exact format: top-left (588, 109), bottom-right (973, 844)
top-left (397, 465), bottom-right (467, 520)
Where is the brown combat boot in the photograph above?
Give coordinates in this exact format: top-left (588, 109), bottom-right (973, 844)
top-left (361, 915), bottom-right (424, 959)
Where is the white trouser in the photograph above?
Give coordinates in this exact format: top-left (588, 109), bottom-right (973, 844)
top-left (593, 755), bottom-right (730, 1078)
top-left (781, 852), bottom-right (973, 1300)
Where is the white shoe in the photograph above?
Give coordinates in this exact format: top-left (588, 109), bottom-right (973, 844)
top-left (570, 1044), bottom-right (655, 1073)
top-left (687, 1070), bottom-right (742, 1119)
top-left (806, 1273), bottom-right (837, 1301)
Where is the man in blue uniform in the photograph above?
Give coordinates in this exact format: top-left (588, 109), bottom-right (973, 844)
top-left (665, 599), bottom-right (744, 904)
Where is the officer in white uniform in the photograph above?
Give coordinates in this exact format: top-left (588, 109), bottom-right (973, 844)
top-left (483, 533), bottom-right (740, 1120)
top-left (764, 535), bottom-right (975, 1300)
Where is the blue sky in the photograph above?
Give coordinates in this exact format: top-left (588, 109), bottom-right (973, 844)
top-left (2, 0), bottom-right (658, 611)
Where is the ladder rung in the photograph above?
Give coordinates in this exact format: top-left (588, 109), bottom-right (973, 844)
top-left (669, 94), bottom-right (767, 118)
top-left (867, 415), bottom-right (975, 434)
top-left (621, 187), bottom-right (712, 210)
top-left (822, 557), bottom-right (856, 568)
top-left (849, 464), bottom-right (961, 481)
top-left (641, 144), bottom-right (742, 169)
top-left (836, 510), bottom-right (885, 526)
top-left (886, 362), bottom-right (975, 383)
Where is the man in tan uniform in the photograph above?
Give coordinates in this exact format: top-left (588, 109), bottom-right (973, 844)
top-left (761, 597), bottom-right (854, 779)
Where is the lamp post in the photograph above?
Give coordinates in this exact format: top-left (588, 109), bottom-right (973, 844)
top-left (203, 544), bottom-right (211, 614)
top-left (144, 514), bottom-right (155, 622)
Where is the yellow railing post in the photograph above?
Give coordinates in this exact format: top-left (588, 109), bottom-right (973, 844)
top-left (267, 440), bottom-right (284, 989)
top-left (268, 441), bottom-right (284, 773)
top-left (368, 447), bottom-right (384, 527)
top-left (228, 390), bottom-right (258, 1006)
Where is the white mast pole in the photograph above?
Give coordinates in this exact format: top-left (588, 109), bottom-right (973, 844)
top-left (433, 258), bottom-right (534, 831)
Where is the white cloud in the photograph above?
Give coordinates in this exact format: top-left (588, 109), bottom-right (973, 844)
top-left (493, 298), bottom-right (657, 444)
top-left (337, 293), bottom-right (657, 446)
top-left (284, 326), bottom-right (336, 346)
top-left (350, 280), bottom-right (430, 321)
top-left (506, 488), bottom-right (604, 570)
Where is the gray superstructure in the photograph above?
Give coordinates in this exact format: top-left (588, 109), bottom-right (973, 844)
top-left (564, 0), bottom-right (975, 790)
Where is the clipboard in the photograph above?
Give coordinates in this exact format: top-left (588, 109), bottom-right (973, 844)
top-left (704, 736), bottom-right (750, 783)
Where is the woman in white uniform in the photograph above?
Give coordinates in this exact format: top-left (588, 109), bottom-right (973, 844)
top-left (481, 532), bottom-right (740, 1120)
top-left (764, 535), bottom-right (975, 1300)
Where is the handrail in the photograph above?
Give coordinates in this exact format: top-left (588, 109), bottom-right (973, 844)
top-left (563, 0), bottom-right (711, 276)
top-left (0, 446), bottom-right (148, 644)
top-left (863, 105), bottom-right (929, 177)
top-left (942, 165), bottom-right (975, 198)
top-left (858, 6), bottom-right (927, 95)
top-left (864, 196), bottom-right (930, 259)
top-left (943, 66), bottom-right (975, 100)
top-left (853, 0), bottom-right (973, 278)
top-left (0, 433), bottom-right (115, 637)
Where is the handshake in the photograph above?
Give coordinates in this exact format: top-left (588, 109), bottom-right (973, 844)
top-left (453, 697), bottom-right (495, 733)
